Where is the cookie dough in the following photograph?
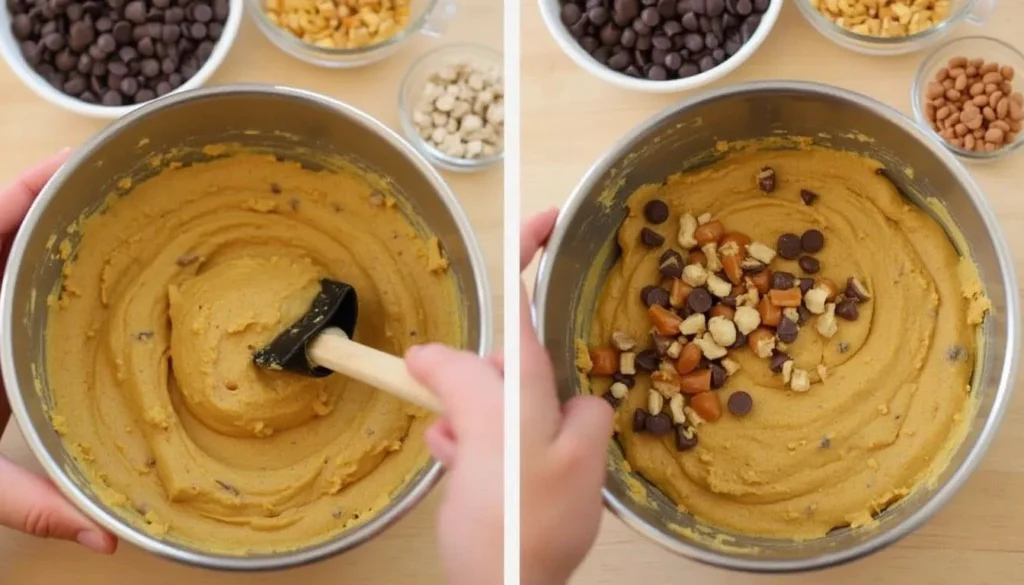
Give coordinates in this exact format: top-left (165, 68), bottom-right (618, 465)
top-left (46, 152), bottom-right (460, 554)
top-left (584, 146), bottom-right (988, 539)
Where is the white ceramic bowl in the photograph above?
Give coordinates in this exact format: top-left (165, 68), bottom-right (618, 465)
top-left (0, 0), bottom-right (243, 119)
top-left (537, 0), bottom-right (782, 93)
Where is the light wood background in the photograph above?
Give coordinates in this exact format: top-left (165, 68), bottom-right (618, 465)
top-left (0, 1), bottom-right (502, 583)
top-left (522, 1), bottom-right (1024, 584)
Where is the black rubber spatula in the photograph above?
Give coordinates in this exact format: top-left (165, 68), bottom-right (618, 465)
top-left (252, 278), bottom-right (442, 413)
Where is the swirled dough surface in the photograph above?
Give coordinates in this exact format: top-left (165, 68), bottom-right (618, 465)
top-left (47, 152), bottom-right (459, 553)
top-left (586, 147), bottom-right (987, 539)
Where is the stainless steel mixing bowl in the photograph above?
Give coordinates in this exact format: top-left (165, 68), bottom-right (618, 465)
top-left (533, 81), bottom-right (1019, 572)
top-left (0, 84), bottom-right (492, 570)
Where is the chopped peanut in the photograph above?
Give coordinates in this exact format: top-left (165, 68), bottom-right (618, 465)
top-left (694, 332), bottom-right (728, 360)
top-left (747, 328), bottom-right (776, 358)
top-left (679, 313), bottom-right (707, 336)
top-left (708, 316), bottom-right (737, 348)
top-left (682, 263), bottom-right (709, 287)
top-left (733, 306), bottom-right (761, 334)
top-left (651, 370), bottom-right (681, 398)
top-left (695, 220), bottom-right (724, 245)
top-left (677, 213), bottom-right (698, 249)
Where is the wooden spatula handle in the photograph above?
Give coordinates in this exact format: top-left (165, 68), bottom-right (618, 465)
top-left (307, 328), bottom-right (443, 413)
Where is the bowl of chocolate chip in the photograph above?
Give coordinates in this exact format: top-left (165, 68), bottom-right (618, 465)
top-left (0, 0), bottom-right (242, 118)
top-left (539, 0), bottom-right (781, 92)
top-left (533, 81), bottom-right (1019, 571)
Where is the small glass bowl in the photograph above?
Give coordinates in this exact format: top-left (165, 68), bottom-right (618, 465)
top-left (794, 0), bottom-right (994, 56)
top-left (398, 43), bottom-right (504, 173)
top-left (911, 36), bottom-right (1024, 164)
top-left (246, 0), bottom-right (456, 68)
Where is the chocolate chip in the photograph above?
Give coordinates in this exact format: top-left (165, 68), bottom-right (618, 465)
top-left (727, 391), bottom-right (752, 416)
top-left (658, 249), bottom-right (683, 278)
top-left (776, 233), bottom-right (800, 259)
top-left (650, 333), bottom-right (673, 356)
top-left (776, 318), bottom-right (798, 343)
top-left (800, 229), bottom-right (824, 253)
top-left (798, 277), bottom-right (814, 294)
top-left (769, 270), bottom-right (795, 290)
top-left (641, 285), bottom-right (670, 308)
top-left (645, 412), bottom-right (673, 435)
top-left (644, 199), bottom-right (669, 224)
top-left (757, 166), bottom-right (776, 193)
top-left (800, 189), bottom-right (818, 205)
top-left (674, 424), bottom-right (698, 451)
top-left (769, 350), bottom-right (791, 373)
top-left (640, 227), bottom-right (665, 247)
top-left (798, 255), bottom-right (820, 274)
top-left (603, 391), bottom-right (620, 408)
top-left (687, 286), bottom-right (712, 314)
top-left (613, 372), bottom-right (637, 388)
top-left (633, 408), bottom-right (650, 432)
top-left (731, 330), bottom-right (746, 349)
top-left (835, 298), bottom-right (859, 321)
top-left (710, 362), bottom-right (727, 389)
top-left (846, 277), bottom-right (871, 302)
top-left (101, 89), bottom-right (122, 105)
top-left (635, 349), bottom-right (661, 372)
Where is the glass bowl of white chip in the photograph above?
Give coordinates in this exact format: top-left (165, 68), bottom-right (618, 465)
top-left (398, 43), bottom-right (504, 173)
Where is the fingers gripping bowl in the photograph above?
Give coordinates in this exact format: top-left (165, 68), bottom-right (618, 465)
top-left (533, 82), bottom-right (1019, 572)
top-left (0, 85), bottom-right (491, 570)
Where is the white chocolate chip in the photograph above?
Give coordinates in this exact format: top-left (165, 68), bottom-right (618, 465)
top-left (694, 333), bottom-right (728, 360)
top-left (610, 331), bottom-right (636, 351)
top-left (706, 273), bottom-right (732, 298)
top-left (682, 263), bottom-right (708, 287)
top-left (610, 382), bottom-right (629, 399)
top-left (747, 241), bottom-right (777, 264)
top-left (677, 213), bottom-right (698, 249)
top-left (733, 306), bottom-right (761, 334)
top-left (708, 316), bottom-right (737, 348)
top-left (804, 286), bottom-right (829, 315)
top-left (679, 313), bottom-right (707, 336)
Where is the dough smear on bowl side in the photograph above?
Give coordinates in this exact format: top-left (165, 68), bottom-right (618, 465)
top-left (578, 145), bottom-right (989, 539)
top-left (45, 150), bottom-right (460, 554)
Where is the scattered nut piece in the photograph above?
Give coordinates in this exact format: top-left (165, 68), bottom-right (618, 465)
top-left (702, 242), bottom-right (722, 272)
top-left (817, 302), bottom-right (839, 339)
top-left (651, 371), bottom-right (681, 398)
top-left (747, 241), bottom-right (776, 265)
top-left (610, 331), bottom-right (636, 351)
top-left (684, 405), bottom-right (705, 427)
top-left (619, 351), bottom-right (637, 376)
top-left (747, 327), bottom-right (776, 359)
top-left (721, 357), bottom-right (741, 376)
top-left (679, 313), bottom-right (707, 336)
top-left (648, 388), bottom-right (664, 414)
top-left (696, 212), bottom-right (713, 226)
top-left (790, 368), bottom-right (811, 392)
top-left (708, 316), bottom-right (737, 348)
top-left (666, 340), bottom-right (683, 359)
top-left (782, 359), bottom-right (794, 384)
top-left (817, 364), bottom-right (829, 381)
top-left (677, 213), bottom-right (698, 249)
top-left (669, 393), bottom-right (687, 424)
top-left (733, 306), bottom-right (761, 334)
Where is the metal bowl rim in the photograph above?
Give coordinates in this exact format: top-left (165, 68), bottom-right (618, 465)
top-left (532, 79), bottom-right (1020, 573)
top-left (0, 82), bottom-right (493, 571)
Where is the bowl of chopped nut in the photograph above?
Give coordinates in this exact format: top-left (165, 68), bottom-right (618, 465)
top-left (398, 43), bottom-right (504, 172)
top-left (533, 81), bottom-right (1018, 572)
top-left (795, 0), bottom-right (995, 56)
top-left (247, 0), bottom-right (457, 67)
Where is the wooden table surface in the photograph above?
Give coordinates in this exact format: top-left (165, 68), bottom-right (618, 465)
top-left (522, 1), bottom-right (1024, 584)
top-left (0, 1), bottom-right (502, 583)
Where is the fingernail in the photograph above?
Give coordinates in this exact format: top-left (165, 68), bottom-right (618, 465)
top-left (76, 530), bottom-right (110, 554)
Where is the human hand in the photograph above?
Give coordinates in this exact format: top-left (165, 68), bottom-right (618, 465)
top-left (406, 343), bottom-right (503, 585)
top-left (519, 209), bottom-right (613, 585)
top-left (0, 149), bottom-right (117, 554)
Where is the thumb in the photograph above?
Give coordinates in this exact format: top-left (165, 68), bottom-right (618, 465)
top-left (406, 343), bottom-right (502, 441)
top-left (0, 456), bottom-right (116, 554)
top-left (554, 395), bottom-right (614, 464)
